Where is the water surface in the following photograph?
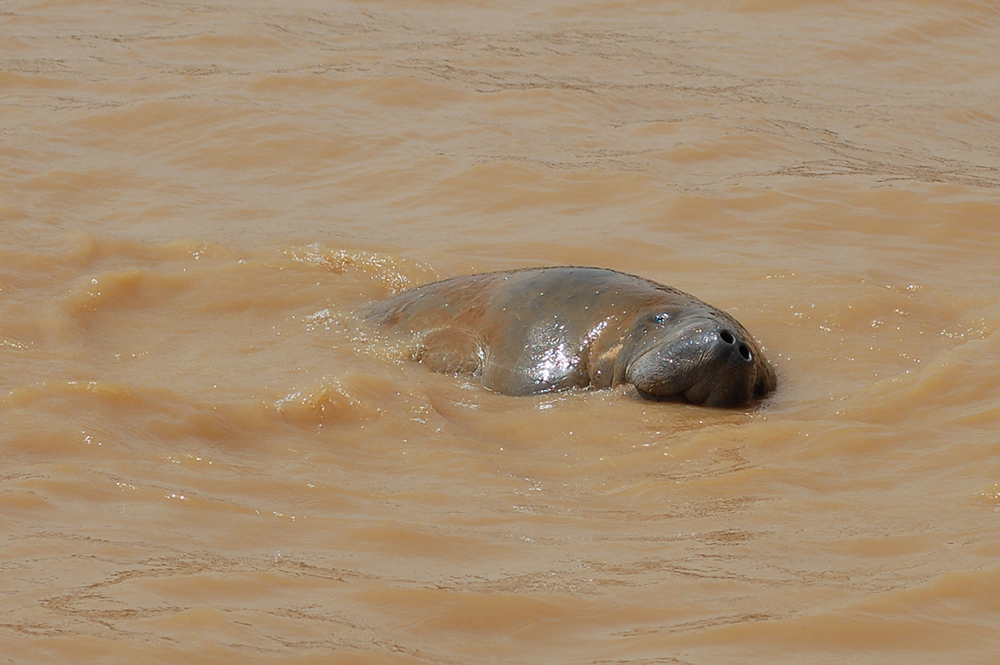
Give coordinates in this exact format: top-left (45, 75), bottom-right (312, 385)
top-left (3, 1), bottom-right (1000, 663)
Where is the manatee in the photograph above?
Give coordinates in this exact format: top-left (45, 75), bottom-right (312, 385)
top-left (364, 267), bottom-right (776, 407)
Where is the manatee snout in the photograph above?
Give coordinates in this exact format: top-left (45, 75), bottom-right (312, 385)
top-left (626, 320), bottom-right (776, 408)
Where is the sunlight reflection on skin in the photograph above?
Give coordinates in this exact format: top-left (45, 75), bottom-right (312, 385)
top-left (527, 319), bottom-right (579, 385)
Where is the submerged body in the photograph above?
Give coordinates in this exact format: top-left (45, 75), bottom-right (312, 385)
top-left (365, 267), bottom-right (776, 407)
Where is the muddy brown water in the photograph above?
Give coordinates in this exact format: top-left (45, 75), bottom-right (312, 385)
top-left (3, 1), bottom-right (1000, 663)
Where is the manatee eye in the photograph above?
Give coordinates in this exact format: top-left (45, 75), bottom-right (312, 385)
top-left (653, 313), bottom-right (670, 324)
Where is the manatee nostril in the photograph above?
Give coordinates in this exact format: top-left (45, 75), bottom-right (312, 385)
top-left (739, 343), bottom-right (752, 361)
top-left (719, 329), bottom-right (735, 344)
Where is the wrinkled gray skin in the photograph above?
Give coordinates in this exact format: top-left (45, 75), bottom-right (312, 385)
top-left (364, 267), bottom-right (776, 407)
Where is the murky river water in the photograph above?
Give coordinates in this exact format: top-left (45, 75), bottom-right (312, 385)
top-left (3, 1), bottom-right (1000, 663)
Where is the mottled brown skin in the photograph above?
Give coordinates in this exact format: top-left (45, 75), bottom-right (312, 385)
top-left (364, 267), bottom-right (776, 407)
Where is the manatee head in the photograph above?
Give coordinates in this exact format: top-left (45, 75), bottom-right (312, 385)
top-left (623, 310), bottom-right (776, 408)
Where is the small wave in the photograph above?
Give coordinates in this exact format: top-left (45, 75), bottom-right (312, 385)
top-left (38, 236), bottom-right (383, 341)
top-left (2, 379), bottom-right (281, 452)
top-left (55, 232), bottom-right (234, 267)
top-left (4, 378), bottom-right (144, 409)
top-left (60, 268), bottom-right (149, 316)
top-left (42, 267), bottom-right (193, 346)
top-left (287, 243), bottom-right (436, 295)
top-left (274, 373), bottom-right (388, 425)
top-left (847, 327), bottom-right (1000, 426)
